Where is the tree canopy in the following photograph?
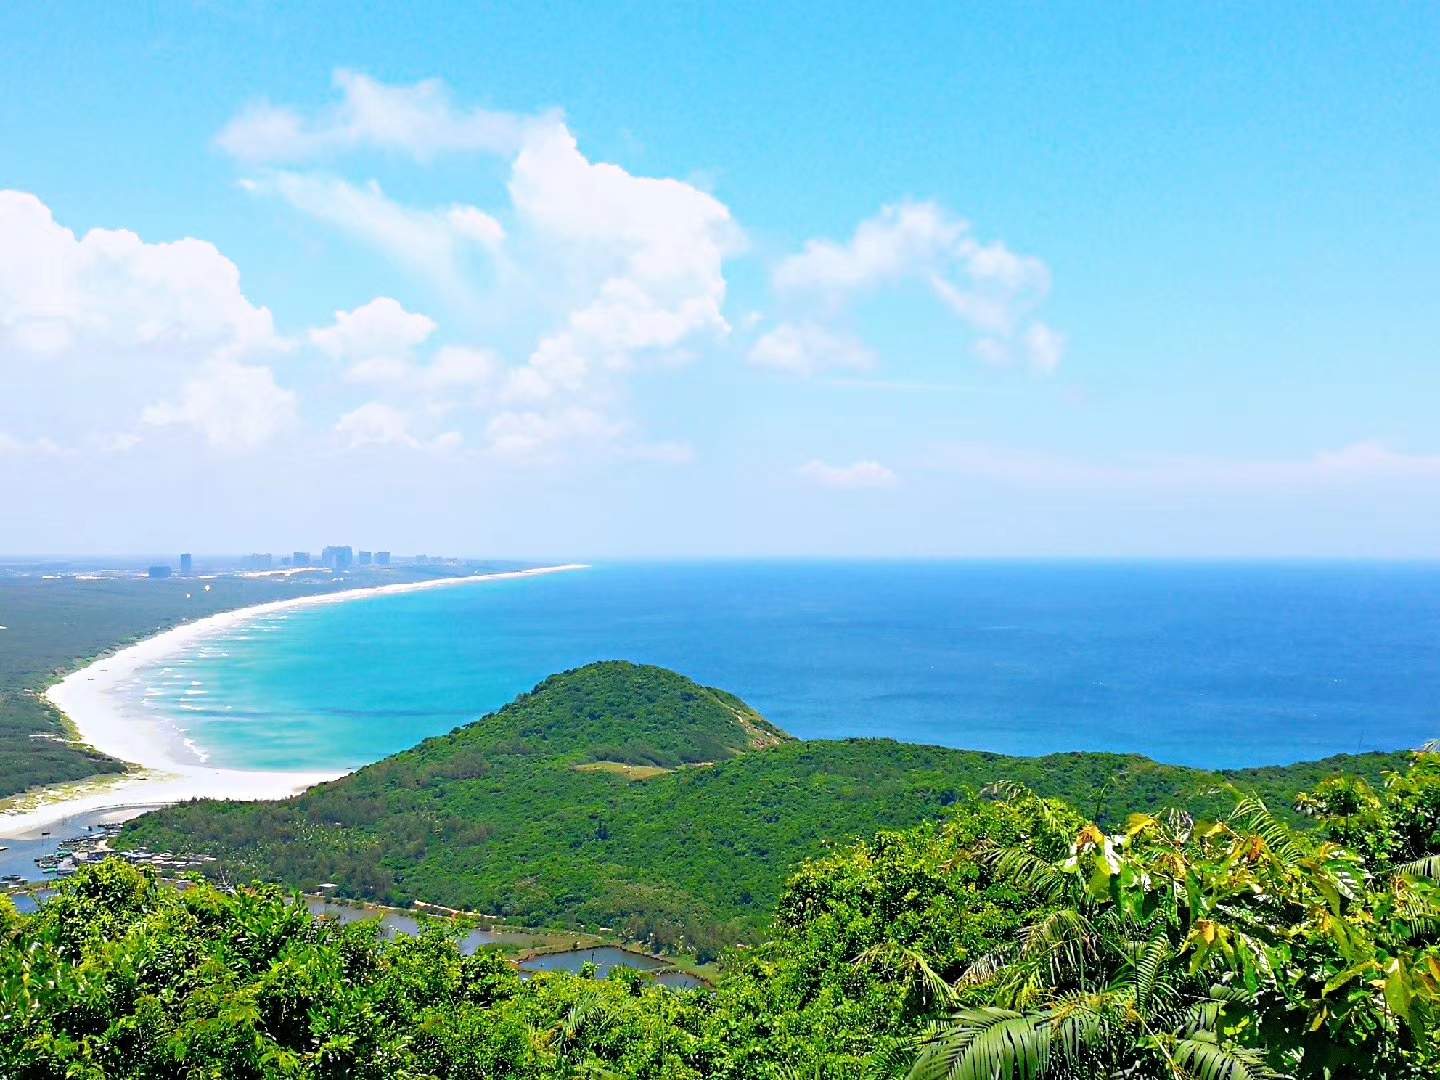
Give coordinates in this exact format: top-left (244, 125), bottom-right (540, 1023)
top-left (120, 663), bottom-right (1411, 957)
top-left (9, 752), bottom-right (1440, 1077)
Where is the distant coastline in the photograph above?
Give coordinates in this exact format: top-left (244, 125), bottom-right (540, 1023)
top-left (0, 564), bottom-right (589, 838)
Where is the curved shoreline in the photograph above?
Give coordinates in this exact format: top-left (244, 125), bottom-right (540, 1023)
top-left (0, 564), bottom-right (588, 838)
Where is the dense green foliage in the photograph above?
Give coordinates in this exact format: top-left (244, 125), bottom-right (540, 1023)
top-left (911, 756), bottom-right (1440, 1079)
top-left (12, 755), bottom-right (1440, 1078)
top-left (120, 662), bottom-right (1411, 958)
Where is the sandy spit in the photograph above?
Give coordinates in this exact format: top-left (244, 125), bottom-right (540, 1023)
top-left (0, 564), bottom-right (588, 838)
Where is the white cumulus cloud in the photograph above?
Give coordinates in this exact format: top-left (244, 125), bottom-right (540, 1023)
top-left (484, 406), bottom-right (624, 462)
top-left (0, 190), bottom-right (294, 451)
top-left (498, 123), bottom-right (742, 407)
top-left (309, 300), bottom-right (498, 411)
top-left (0, 190), bottom-right (278, 361)
top-left (774, 201), bottom-right (967, 297)
top-left (310, 296), bottom-right (437, 364)
top-left (142, 360), bottom-right (296, 450)
top-left (224, 74), bottom-right (745, 459)
top-left (334, 402), bottom-right (421, 448)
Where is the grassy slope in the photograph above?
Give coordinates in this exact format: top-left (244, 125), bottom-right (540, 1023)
top-left (119, 661), bottom-right (1412, 955)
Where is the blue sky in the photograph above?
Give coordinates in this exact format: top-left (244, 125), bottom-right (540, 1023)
top-left (2, 2), bottom-right (1437, 557)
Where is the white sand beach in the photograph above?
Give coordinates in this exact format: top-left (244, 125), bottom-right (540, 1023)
top-left (0, 564), bottom-right (588, 839)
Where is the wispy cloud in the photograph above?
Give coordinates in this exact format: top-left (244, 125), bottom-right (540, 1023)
top-left (749, 322), bottom-right (876, 376)
top-left (931, 441), bottom-right (1440, 490)
top-left (253, 173), bottom-right (503, 295)
top-left (760, 200), bottom-right (1063, 376)
top-left (216, 70), bottom-right (555, 163)
top-left (798, 459), bottom-right (899, 488)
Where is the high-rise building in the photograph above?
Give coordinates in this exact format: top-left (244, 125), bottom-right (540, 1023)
top-left (358, 550), bottom-right (373, 566)
top-left (375, 551), bottom-right (391, 566)
top-left (179, 553), bottom-right (193, 576)
top-left (293, 551), bottom-right (310, 567)
top-left (247, 553), bottom-right (273, 570)
top-left (147, 565), bottom-right (172, 579)
top-left (321, 545), bottom-right (354, 571)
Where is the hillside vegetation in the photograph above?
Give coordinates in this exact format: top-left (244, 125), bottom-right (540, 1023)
top-left (120, 661), bottom-right (1411, 957)
top-left (11, 751), bottom-right (1440, 1078)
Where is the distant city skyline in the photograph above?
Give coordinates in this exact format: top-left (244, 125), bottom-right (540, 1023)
top-left (2, 5), bottom-right (1438, 556)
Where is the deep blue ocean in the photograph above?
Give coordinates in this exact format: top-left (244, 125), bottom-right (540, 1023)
top-left (124, 561), bottom-right (1440, 772)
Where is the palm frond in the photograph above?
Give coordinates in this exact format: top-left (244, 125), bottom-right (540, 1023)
top-left (1228, 797), bottom-right (1306, 865)
top-left (986, 848), bottom-right (1073, 905)
top-left (1172, 1035), bottom-right (1279, 1080)
top-left (982, 781), bottom-right (1076, 839)
top-left (1182, 983), bottom-right (1256, 1040)
top-left (1019, 908), bottom-right (1100, 981)
top-left (954, 946), bottom-right (1012, 991)
top-left (1133, 937), bottom-right (1174, 1014)
top-left (909, 1008), bottom-right (1052, 1080)
top-left (981, 780), bottom-right (1036, 805)
top-left (1046, 988), bottom-right (1128, 1061)
top-left (865, 1036), bottom-right (918, 1080)
top-left (855, 943), bottom-right (957, 1006)
top-left (1397, 853), bottom-right (1440, 880)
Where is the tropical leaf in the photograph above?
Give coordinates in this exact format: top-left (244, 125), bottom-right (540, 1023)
top-left (1132, 937), bottom-right (1173, 1014)
top-left (980, 781), bottom-right (1075, 840)
top-left (1228, 797), bottom-right (1306, 867)
top-left (909, 1008), bottom-right (1052, 1080)
top-left (855, 942), bottom-right (957, 1007)
top-left (1172, 1035), bottom-right (1278, 1080)
top-left (986, 848), bottom-right (1074, 905)
top-left (1397, 853), bottom-right (1440, 881)
top-left (865, 1037), bottom-right (918, 1080)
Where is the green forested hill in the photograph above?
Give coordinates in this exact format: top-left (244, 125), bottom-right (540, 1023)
top-left (119, 661), bottom-right (1411, 957)
top-left (443, 660), bottom-right (791, 765)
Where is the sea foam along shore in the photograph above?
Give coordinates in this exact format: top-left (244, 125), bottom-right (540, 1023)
top-left (0, 564), bottom-right (590, 839)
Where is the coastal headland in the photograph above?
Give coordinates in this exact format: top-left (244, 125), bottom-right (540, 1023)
top-left (117, 660), bottom-right (1414, 957)
top-left (0, 564), bottom-right (588, 838)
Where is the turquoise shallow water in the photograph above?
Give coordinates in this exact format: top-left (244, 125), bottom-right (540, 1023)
top-left (119, 561), bottom-right (1440, 772)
